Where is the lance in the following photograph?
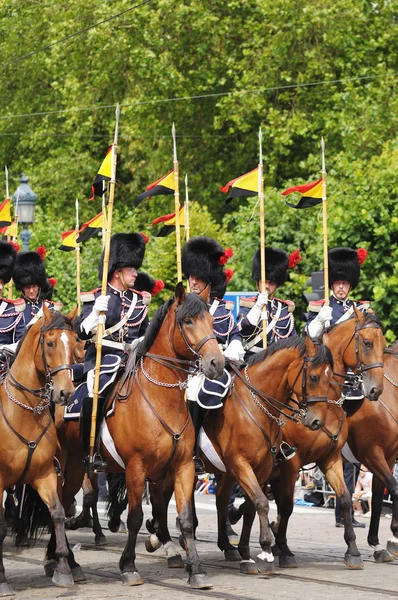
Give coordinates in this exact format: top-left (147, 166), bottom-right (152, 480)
top-left (75, 199), bottom-right (81, 314)
top-left (88, 103), bottom-right (120, 478)
top-left (5, 166), bottom-right (13, 300)
top-left (258, 128), bottom-right (268, 348)
top-left (184, 173), bottom-right (190, 291)
top-left (321, 137), bottom-right (330, 327)
top-left (172, 123), bottom-right (182, 282)
top-left (102, 180), bottom-right (107, 250)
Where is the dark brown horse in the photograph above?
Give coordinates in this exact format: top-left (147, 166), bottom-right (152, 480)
top-left (49, 283), bottom-right (224, 589)
top-left (345, 340), bottom-right (398, 562)
top-left (143, 335), bottom-right (334, 574)
top-left (0, 305), bottom-right (77, 595)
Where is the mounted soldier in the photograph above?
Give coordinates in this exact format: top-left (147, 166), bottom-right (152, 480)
top-left (306, 246), bottom-right (369, 400)
top-left (0, 241), bottom-right (25, 356)
top-left (75, 232), bottom-right (149, 472)
top-left (182, 236), bottom-right (245, 474)
top-left (13, 247), bottom-right (61, 328)
top-left (238, 247), bottom-right (301, 356)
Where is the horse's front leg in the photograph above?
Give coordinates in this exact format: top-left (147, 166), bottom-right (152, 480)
top-left (34, 473), bottom-right (74, 587)
top-left (119, 462), bottom-right (145, 586)
top-left (0, 483), bottom-right (14, 596)
top-left (216, 472), bottom-right (240, 561)
top-left (319, 456), bottom-right (363, 569)
top-left (173, 458), bottom-right (212, 589)
top-left (272, 458), bottom-right (300, 568)
top-left (368, 474), bottom-right (394, 563)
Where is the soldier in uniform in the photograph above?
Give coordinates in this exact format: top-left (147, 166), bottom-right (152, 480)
top-left (238, 247), bottom-right (300, 356)
top-left (75, 232), bottom-right (149, 472)
top-left (182, 236), bottom-right (245, 474)
top-left (0, 241), bottom-right (26, 356)
top-left (13, 248), bottom-right (61, 328)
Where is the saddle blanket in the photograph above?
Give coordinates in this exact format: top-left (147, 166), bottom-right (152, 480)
top-left (198, 427), bottom-right (226, 472)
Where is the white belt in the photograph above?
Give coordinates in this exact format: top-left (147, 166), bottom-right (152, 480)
top-left (100, 339), bottom-right (127, 351)
top-left (103, 294), bottom-right (137, 336)
top-left (245, 302), bottom-right (282, 350)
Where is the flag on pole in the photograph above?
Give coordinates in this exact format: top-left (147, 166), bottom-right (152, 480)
top-left (89, 147), bottom-right (112, 200)
top-left (0, 221), bottom-right (17, 237)
top-left (282, 178), bottom-right (323, 209)
top-left (0, 199), bottom-right (12, 227)
top-left (152, 206), bottom-right (184, 237)
top-left (77, 212), bottom-right (103, 243)
top-left (135, 170), bottom-right (175, 206)
top-left (220, 167), bottom-right (258, 204)
top-left (59, 229), bottom-right (77, 252)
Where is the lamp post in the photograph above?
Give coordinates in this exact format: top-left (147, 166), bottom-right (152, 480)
top-left (12, 173), bottom-right (37, 251)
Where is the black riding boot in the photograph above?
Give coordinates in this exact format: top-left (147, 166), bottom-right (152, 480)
top-left (81, 396), bottom-right (107, 476)
top-left (276, 440), bottom-right (296, 463)
top-left (189, 401), bottom-right (207, 475)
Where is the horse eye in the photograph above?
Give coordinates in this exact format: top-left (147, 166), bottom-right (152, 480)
top-left (363, 340), bottom-right (372, 348)
top-left (309, 374), bottom-right (319, 383)
top-left (46, 341), bottom-right (55, 349)
top-left (184, 318), bottom-right (193, 325)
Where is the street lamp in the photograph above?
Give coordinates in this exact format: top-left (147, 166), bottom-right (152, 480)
top-left (12, 173), bottom-right (37, 252)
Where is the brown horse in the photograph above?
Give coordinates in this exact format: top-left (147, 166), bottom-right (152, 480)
top-left (49, 283), bottom-right (224, 589)
top-left (143, 335), bottom-right (334, 574)
top-left (253, 309), bottom-right (385, 570)
top-left (0, 304), bottom-right (77, 595)
top-left (345, 340), bottom-right (398, 562)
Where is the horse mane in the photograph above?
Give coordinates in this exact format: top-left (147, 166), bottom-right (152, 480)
top-left (136, 292), bottom-right (208, 357)
top-left (13, 312), bottom-right (73, 360)
top-left (328, 311), bottom-right (383, 332)
top-left (248, 336), bottom-right (333, 370)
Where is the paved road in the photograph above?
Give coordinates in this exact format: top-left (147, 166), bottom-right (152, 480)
top-left (2, 493), bottom-right (397, 600)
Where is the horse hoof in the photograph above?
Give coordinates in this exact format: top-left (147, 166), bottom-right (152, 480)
top-left (224, 548), bottom-right (241, 562)
top-left (227, 533), bottom-right (240, 547)
top-left (121, 571), bottom-right (144, 586)
top-left (95, 534), bottom-right (107, 546)
top-left (167, 555), bottom-right (184, 569)
top-left (52, 570), bottom-right (74, 588)
top-left (178, 533), bottom-right (187, 551)
top-left (271, 543), bottom-right (281, 557)
top-left (118, 520), bottom-right (127, 533)
top-left (386, 540), bottom-right (398, 557)
top-left (146, 518), bottom-right (156, 534)
top-left (240, 560), bottom-right (259, 575)
top-left (345, 554), bottom-right (364, 569)
top-left (71, 566), bottom-right (86, 582)
top-left (279, 555), bottom-right (298, 568)
top-left (44, 560), bottom-right (56, 578)
top-left (374, 549), bottom-right (394, 563)
top-left (189, 574), bottom-right (212, 589)
top-left (145, 535), bottom-right (162, 553)
top-left (0, 582), bottom-right (15, 596)
top-left (256, 553), bottom-right (275, 575)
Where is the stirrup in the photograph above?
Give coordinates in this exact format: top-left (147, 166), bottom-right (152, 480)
top-left (276, 442), bottom-right (296, 463)
top-left (84, 453), bottom-right (107, 476)
top-left (194, 455), bottom-right (206, 475)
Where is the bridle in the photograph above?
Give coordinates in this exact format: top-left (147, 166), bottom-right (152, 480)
top-left (288, 354), bottom-right (330, 409)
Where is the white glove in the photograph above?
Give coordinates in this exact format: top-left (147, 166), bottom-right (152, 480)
top-left (307, 305), bottom-right (333, 339)
top-left (0, 342), bottom-right (18, 354)
top-left (186, 373), bottom-right (205, 402)
top-left (224, 339), bottom-right (245, 361)
top-left (93, 295), bottom-right (110, 315)
top-left (247, 292), bottom-right (268, 326)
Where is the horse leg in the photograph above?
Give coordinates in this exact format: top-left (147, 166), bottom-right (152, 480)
top-left (34, 474), bottom-right (74, 587)
top-left (272, 460), bottom-right (300, 568)
top-left (174, 462), bottom-right (212, 589)
top-left (368, 474), bottom-right (394, 562)
top-left (119, 466), bottom-right (145, 586)
top-left (0, 483), bottom-right (14, 596)
top-left (319, 457), bottom-right (363, 569)
top-left (238, 497), bottom-right (258, 574)
top-left (216, 473), bottom-right (240, 561)
top-left (88, 476), bottom-right (107, 546)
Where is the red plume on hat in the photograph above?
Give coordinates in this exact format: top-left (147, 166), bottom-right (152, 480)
top-left (357, 248), bottom-right (368, 266)
top-left (36, 245), bottom-right (47, 260)
top-left (10, 241), bottom-right (20, 253)
top-left (288, 249), bottom-right (302, 269)
top-left (49, 277), bottom-right (57, 287)
top-left (219, 248), bottom-right (233, 266)
top-left (152, 279), bottom-right (165, 295)
top-left (224, 268), bottom-right (234, 283)
top-left (140, 232), bottom-right (149, 244)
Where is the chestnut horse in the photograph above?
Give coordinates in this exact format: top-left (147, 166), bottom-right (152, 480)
top-left (345, 340), bottom-right (398, 562)
top-left (142, 335), bottom-right (334, 574)
top-left (0, 305), bottom-right (77, 595)
top-left (233, 309), bottom-right (385, 570)
top-left (48, 283), bottom-right (224, 589)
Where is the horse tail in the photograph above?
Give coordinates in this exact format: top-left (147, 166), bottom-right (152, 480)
top-left (12, 484), bottom-right (51, 547)
top-left (106, 472), bottom-right (127, 522)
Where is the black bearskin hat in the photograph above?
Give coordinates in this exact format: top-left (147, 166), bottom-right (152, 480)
top-left (182, 236), bottom-right (232, 299)
top-left (134, 272), bottom-right (165, 296)
top-left (13, 251), bottom-right (48, 291)
top-left (328, 247), bottom-right (362, 290)
top-left (98, 232), bottom-right (146, 280)
top-left (0, 241), bottom-right (17, 284)
top-left (252, 247), bottom-right (289, 287)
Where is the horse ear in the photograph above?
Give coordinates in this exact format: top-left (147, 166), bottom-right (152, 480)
top-left (304, 335), bottom-right (317, 356)
top-left (42, 301), bottom-right (52, 325)
top-left (175, 282), bottom-right (186, 305)
top-left (199, 284), bottom-right (211, 304)
top-left (67, 306), bottom-right (78, 321)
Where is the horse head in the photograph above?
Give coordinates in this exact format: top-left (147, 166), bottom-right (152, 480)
top-left (173, 282), bottom-right (224, 380)
top-left (324, 308), bottom-right (385, 401)
top-left (287, 336), bottom-right (334, 430)
top-left (36, 303), bottom-right (77, 405)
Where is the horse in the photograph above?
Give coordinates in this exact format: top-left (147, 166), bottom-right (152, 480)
top-left (0, 304), bottom-right (77, 595)
top-left (344, 340), bottom-right (398, 562)
top-left (234, 308), bottom-right (386, 570)
top-left (142, 334), bottom-right (335, 574)
top-left (48, 283), bottom-right (224, 589)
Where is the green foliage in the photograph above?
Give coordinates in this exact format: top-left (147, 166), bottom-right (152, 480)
top-left (0, 1), bottom-right (397, 338)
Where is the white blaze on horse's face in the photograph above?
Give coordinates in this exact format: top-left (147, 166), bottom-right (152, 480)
top-left (60, 331), bottom-right (70, 360)
top-left (324, 366), bottom-right (330, 378)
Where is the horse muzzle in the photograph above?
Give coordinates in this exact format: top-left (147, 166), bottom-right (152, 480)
top-left (201, 355), bottom-right (225, 380)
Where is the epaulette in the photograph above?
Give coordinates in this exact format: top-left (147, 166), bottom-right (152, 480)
top-left (7, 298), bottom-right (26, 313)
top-left (225, 300), bottom-right (234, 311)
top-left (274, 297), bottom-right (295, 313)
top-left (308, 299), bottom-right (324, 313)
top-left (140, 291), bottom-right (152, 306)
top-left (80, 288), bottom-right (100, 303)
top-left (53, 301), bottom-right (63, 312)
top-left (239, 296), bottom-right (257, 309)
top-left (354, 300), bottom-right (370, 310)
